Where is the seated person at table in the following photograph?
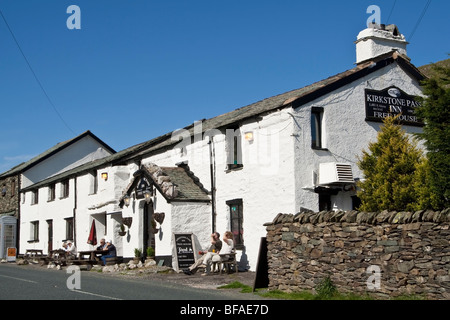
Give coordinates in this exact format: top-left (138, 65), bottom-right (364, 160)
top-left (96, 238), bottom-right (106, 250)
top-left (101, 239), bottom-right (117, 266)
top-left (183, 232), bottom-right (222, 275)
top-left (201, 231), bottom-right (234, 276)
top-left (65, 240), bottom-right (77, 259)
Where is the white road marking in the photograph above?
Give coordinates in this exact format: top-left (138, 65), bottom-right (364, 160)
top-left (0, 274), bottom-right (38, 284)
top-left (69, 289), bottom-right (123, 300)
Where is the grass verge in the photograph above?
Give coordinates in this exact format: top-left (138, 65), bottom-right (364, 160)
top-left (218, 281), bottom-right (426, 300)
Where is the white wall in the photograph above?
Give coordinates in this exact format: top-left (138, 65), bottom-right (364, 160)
top-left (19, 61), bottom-right (424, 271)
top-left (75, 164), bottom-right (135, 256)
top-left (141, 108), bottom-right (297, 270)
top-left (20, 180), bottom-right (75, 254)
top-left (22, 136), bottom-right (113, 188)
top-left (293, 61), bottom-right (424, 212)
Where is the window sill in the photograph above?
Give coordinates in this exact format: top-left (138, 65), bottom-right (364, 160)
top-left (311, 146), bottom-right (329, 151)
top-left (27, 240), bottom-right (39, 243)
top-left (225, 164), bottom-right (243, 173)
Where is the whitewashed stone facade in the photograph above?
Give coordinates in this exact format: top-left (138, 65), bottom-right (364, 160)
top-left (16, 24), bottom-right (427, 271)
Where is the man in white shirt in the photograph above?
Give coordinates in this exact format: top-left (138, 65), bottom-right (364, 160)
top-left (65, 240), bottom-right (77, 258)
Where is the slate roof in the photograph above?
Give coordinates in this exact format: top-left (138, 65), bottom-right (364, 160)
top-left (21, 51), bottom-right (426, 197)
top-left (121, 50), bottom-right (425, 162)
top-left (0, 130), bottom-right (116, 178)
top-left (118, 163), bottom-right (210, 203)
top-left (159, 166), bottom-right (210, 202)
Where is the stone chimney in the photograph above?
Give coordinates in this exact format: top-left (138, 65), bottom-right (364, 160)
top-left (355, 23), bottom-right (408, 64)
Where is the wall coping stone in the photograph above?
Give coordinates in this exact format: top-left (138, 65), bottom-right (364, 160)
top-left (264, 208), bottom-right (450, 226)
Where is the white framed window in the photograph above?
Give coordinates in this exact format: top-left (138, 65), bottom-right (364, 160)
top-left (48, 184), bottom-right (56, 202)
top-left (311, 107), bottom-right (326, 149)
top-left (31, 189), bottom-right (39, 205)
top-left (225, 127), bottom-right (243, 171)
top-left (30, 221), bottom-right (39, 241)
top-left (89, 171), bottom-right (98, 195)
top-left (60, 180), bottom-right (70, 198)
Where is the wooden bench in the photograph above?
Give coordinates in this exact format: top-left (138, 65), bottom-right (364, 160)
top-left (104, 256), bottom-right (123, 266)
top-left (70, 259), bottom-right (98, 270)
top-left (209, 250), bottom-right (238, 274)
top-left (217, 251), bottom-right (238, 274)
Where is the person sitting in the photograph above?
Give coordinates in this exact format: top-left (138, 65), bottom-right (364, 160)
top-left (96, 238), bottom-right (106, 250)
top-left (201, 231), bottom-right (234, 276)
top-left (64, 240), bottom-right (77, 259)
top-left (183, 232), bottom-right (222, 275)
top-left (100, 239), bottom-right (117, 266)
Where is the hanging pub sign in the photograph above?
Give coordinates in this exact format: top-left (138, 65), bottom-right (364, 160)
top-left (135, 176), bottom-right (152, 200)
top-left (364, 86), bottom-right (423, 127)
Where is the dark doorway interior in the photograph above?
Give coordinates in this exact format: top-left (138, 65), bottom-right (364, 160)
top-left (143, 203), bottom-right (156, 260)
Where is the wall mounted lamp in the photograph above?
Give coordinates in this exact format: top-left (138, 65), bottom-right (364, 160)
top-left (123, 194), bottom-right (131, 207)
top-left (101, 172), bottom-right (108, 181)
top-left (244, 131), bottom-right (254, 142)
top-left (143, 190), bottom-right (152, 204)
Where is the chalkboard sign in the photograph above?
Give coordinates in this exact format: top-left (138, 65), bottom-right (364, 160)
top-left (173, 233), bottom-right (197, 272)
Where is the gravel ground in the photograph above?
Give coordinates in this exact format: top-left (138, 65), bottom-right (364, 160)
top-left (100, 266), bottom-right (259, 291)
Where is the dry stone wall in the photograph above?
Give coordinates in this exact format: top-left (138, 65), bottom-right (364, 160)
top-left (0, 176), bottom-right (19, 217)
top-left (264, 209), bottom-right (450, 299)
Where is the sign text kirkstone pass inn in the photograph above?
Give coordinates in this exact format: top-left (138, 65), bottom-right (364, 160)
top-left (365, 86), bottom-right (423, 126)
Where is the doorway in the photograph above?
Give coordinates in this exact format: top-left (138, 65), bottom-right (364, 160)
top-left (47, 220), bottom-right (53, 252)
top-left (0, 216), bottom-right (17, 259)
top-left (143, 202), bottom-right (156, 260)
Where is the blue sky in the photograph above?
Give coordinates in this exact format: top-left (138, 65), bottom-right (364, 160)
top-left (0, 0), bottom-right (448, 173)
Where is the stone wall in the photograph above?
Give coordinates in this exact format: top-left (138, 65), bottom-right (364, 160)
top-left (264, 209), bottom-right (450, 299)
top-left (0, 176), bottom-right (19, 217)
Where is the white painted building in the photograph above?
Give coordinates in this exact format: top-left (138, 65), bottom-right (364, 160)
top-left (14, 131), bottom-right (116, 253)
top-left (18, 24), bottom-right (426, 271)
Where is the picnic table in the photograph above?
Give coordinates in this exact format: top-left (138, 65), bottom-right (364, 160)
top-left (24, 249), bottom-right (45, 264)
top-left (78, 250), bottom-right (107, 261)
top-left (68, 250), bottom-right (108, 269)
top-left (25, 249), bottom-right (44, 258)
top-left (45, 249), bottom-right (70, 266)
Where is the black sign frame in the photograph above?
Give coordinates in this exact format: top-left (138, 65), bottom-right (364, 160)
top-left (173, 233), bottom-right (198, 272)
top-left (364, 86), bottom-right (423, 127)
top-left (135, 176), bottom-right (152, 200)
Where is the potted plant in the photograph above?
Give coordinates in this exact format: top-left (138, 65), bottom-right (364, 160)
top-left (118, 223), bottom-right (126, 236)
top-left (146, 247), bottom-right (155, 260)
top-left (133, 248), bottom-right (142, 264)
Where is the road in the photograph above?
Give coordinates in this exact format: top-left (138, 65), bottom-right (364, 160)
top-left (0, 263), bottom-right (256, 300)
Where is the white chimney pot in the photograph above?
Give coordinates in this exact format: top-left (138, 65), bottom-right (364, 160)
top-left (355, 24), bottom-right (408, 64)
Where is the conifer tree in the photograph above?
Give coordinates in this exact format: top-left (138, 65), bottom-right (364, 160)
top-left (357, 116), bottom-right (425, 212)
top-left (415, 62), bottom-right (450, 209)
